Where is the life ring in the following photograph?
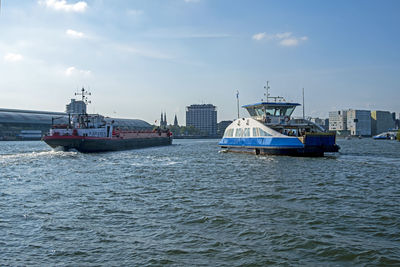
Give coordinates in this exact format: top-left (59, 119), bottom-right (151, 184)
top-left (284, 116), bottom-right (290, 123)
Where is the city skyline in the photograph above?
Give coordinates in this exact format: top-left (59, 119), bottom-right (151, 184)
top-left (1, 0), bottom-right (399, 124)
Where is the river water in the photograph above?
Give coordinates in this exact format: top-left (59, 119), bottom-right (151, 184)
top-left (1, 139), bottom-right (399, 266)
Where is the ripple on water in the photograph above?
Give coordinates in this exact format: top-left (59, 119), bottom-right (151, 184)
top-left (0, 139), bottom-right (400, 265)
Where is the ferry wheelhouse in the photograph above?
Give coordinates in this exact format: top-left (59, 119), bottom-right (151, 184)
top-left (219, 90), bottom-right (340, 156)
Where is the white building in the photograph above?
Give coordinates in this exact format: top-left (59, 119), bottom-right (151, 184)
top-left (347, 109), bottom-right (371, 136)
top-left (329, 110), bottom-right (347, 131)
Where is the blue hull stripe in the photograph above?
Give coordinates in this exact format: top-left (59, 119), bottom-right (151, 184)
top-left (218, 137), bottom-right (304, 148)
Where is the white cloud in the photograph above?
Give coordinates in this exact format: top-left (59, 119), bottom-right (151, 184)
top-left (65, 66), bottom-right (91, 76)
top-left (66, 29), bottom-right (85, 38)
top-left (280, 38), bottom-right (299, 47)
top-left (127, 9), bottom-right (144, 16)
top-left (252, 32), bottom-right (266, 41)
top-left (252, 32), bottom-right (308, 47)
top-left (39, 0), bottom-right (87, 13)
top-left (4, 53), bottom-right (23, 62)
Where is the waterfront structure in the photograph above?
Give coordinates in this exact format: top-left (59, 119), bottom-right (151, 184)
top-left (371, 110), bottom-right (396, 135)
top-left (347, 109), bottom-right (371, 136)
top-left (0, 108), bottom-right (67, 140)
top-left (66, 99), bottom-right (86, 114)
top-left (329, 110), bottom-right (348, 133)
top-left (160, 112), bottom-right (167, 128)
top-left (186, 104), bottom-right (217, 136)
top-left (217, 120), bottom-right (233, 136)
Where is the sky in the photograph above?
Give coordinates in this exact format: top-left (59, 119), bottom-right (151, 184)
top-left (0, 0), bottom-right (399, 124)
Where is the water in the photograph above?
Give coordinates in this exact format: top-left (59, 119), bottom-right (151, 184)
top-left (1, 139), bottom-right (399, 266)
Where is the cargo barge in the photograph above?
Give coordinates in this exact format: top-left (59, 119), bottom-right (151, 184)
top-left (43, 89), bottom-right (172, 152)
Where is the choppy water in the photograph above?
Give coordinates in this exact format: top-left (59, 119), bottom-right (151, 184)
top-left (1, 139), bottom-right (399, 266)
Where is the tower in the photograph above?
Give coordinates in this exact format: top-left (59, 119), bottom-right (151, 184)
top-left (174, 114), bottom-right (178, 126)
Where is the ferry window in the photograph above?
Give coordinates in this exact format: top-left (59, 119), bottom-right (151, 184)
top-left (243, 128), bottom-right (250, 137)
top-left (285, 107), bottom-right (295, 116)
top-left (259, 128), bottom-right (271, 136)
top-left (265, 108), bottom-right (275, 116)
top-left (235, 128), bottom-right (243, 137)
top-left (246, 108), bottom-right (257, 116)
top-left (255, 107), bottom-right (264, 116)
top-left (252, 127), bottom-right (259, 137)
top-left (224, 128), bottom-right (233, 137)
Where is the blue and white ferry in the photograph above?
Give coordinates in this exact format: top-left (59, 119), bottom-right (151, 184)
top-left (219, 89), bottom-right (340, 157)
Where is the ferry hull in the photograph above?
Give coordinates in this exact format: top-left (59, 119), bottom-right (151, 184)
top-left (219, 135), bottom-right (339, 157)
top-left (220, 145), bottom-right (339, 157)
top-left (43, 136), bottom-right (172, 153)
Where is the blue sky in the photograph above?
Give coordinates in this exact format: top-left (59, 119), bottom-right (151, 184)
top-left (0, 0), bottom-right (399, 123)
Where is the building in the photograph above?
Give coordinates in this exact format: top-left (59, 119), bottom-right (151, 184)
top-left (371, 110), bottom-right (396, 135)
top-left (173, 114), bottom-right (178, 127)
top-left (186, 104), bottom-right (217, 136)
top-left (329, 110), bottom-right (348, 132)
top-left (66, 99), bottom-right (86, 114)
top-left (160, 112), bottom-right (167, 128)
top-left (217, 120), bottom-right (233, 136)
top-left (347, 109), bottom-right (371, 136)
top-left (0, 108), bottom-right (67, 140)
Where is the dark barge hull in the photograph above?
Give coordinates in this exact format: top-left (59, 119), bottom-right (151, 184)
top-left (43, 136), bottom-right (172, 153)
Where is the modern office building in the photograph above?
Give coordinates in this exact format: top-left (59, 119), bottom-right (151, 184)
top-left (329, 110), bottom-right (348, 132)
top-left (371, 111), bottom-right (396, 135)
top-left (347, 109), bottom-right (371, 136)
top-left (66, 99), bottom-right (86, 114)
top-left (186, 104), bottom-right (217, 136)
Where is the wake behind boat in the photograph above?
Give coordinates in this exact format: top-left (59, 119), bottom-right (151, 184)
top-left (219, 84), bottom-right (340, 157)
top-left (43, 88), bottom-right (172, 152)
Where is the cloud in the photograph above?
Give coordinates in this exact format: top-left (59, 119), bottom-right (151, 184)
top-left (4, 53), bottom-right (23, 62)
top-left (184, 0), bottom-right (200, 2)
top-left (65, 66), bottom-right (91, 76)
top-left (39, 0), bottom-right (87, 13)
top-left (252, 32), bottom-right (266, 41)
top-left (66, 29), bottom-right (85, 38)
top-left (127, 9), bottom-right (144, 16)
top-left (252, 32), bottom-right (308, 47)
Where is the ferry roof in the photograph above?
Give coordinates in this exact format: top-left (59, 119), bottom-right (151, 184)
top-left (242, 102), bottom-right (301, 108)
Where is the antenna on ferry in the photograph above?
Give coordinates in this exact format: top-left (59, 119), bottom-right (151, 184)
top-left (302, 88), bottom-right (305, 120)
top-left (236, 90), bottom-right (240, 119)
top-left (263, 81), bottom-right (270, 102)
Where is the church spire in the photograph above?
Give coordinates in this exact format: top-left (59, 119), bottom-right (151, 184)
top-left (174, 114), bottom-right (178, 126)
